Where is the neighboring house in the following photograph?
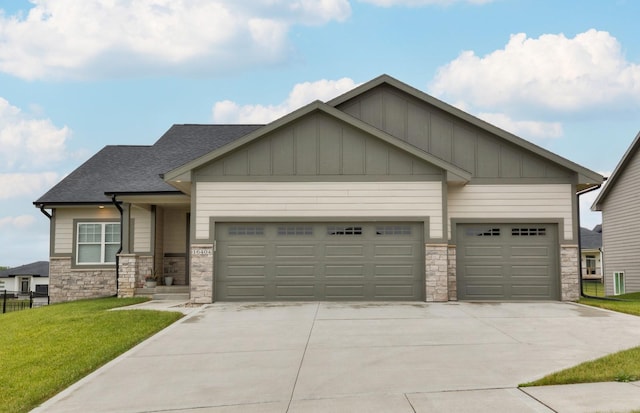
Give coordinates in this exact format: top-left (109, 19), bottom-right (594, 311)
top-left (0, 261), bottom-right (49, 295)
top-left (34, 75), bottom-right (603, 304)
top-left (580, 225), bottom-right (603, 281)
top-left (593, 132), bottom-right (640, 295)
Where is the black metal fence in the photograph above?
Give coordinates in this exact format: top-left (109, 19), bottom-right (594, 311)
top-left (1, 290), bottom-right (50, 314)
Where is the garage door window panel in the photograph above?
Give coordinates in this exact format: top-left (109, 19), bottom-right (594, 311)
top-left (228, 226), bottom-right (264, 236)
top-left (512, 228), bottom-right (546, 236)
top-left (466, 227), bottom-right (501, 237)
top-left (277, 226), bottom-right (313, 236)
top-left (327, 226), bottom-right (363, 235)
top-left (376, 225), bottom-right (412, 235)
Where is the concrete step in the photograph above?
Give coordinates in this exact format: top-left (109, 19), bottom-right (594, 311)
top-left (153, 293), bottom-right (190, 301)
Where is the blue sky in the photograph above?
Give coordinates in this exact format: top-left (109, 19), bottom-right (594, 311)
top-left (1, 0), bottom-right (639, 266)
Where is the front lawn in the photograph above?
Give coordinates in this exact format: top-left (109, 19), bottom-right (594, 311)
top-left (522, 292), bottom-right (640, 387)
top-left (0, 297), bottom-right (183, 413)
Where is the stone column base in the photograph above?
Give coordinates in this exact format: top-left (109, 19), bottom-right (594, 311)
top-left (117, 254), bottom-right (137, 298)
top-left (561, 245), bottom-right (580, 301)
top-left (190, 244), bottom-right (214, 304)
top-left (425, 244), bottom-right (449, 302)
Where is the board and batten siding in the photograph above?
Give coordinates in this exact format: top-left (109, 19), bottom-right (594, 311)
top-left (131, 206), bottom-right (151, 253)
top-left (196, 181), bottom-right (442, 239)
top-left (54, 207), bottom-right (120, 254)
top-left (600, 149), bottom-right (640, 295)
top-left (448, 184), bottom-right (573, 241)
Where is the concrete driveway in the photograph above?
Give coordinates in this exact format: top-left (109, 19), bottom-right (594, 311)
top-left (33, 302), bottom-right (640, 413)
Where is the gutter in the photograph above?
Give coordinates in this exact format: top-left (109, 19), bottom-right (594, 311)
top-left (38, 204), bottom-right (52, 220)
top-left (111, 194), bottom-right (124, 296)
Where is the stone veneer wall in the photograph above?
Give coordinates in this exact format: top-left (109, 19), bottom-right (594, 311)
top-left (561, 245), bottom-right (580, 301)
top-left (425, 244), bottom-right (449, 302)
top-left (136, 255), bottom-right (153, 287)
top-left (447, 245), bottom-right (457, 301)
top-left (49, 257), bottom-right (116, 303)
top-left (190, 244), bottom-right (214, 304)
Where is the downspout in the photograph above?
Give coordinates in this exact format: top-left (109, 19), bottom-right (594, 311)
top-left (38, 205), bottom-right (52, 220)
top-left (577, 179), bottom-right (617, 300)
top-left (111, 195), bottom-right (124, 296)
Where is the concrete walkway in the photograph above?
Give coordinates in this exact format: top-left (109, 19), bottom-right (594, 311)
top-left (32, 301), bottom-right (640, 413)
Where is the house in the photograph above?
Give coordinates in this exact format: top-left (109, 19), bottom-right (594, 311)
top-left (592, 132), bottom-right (640, 295)
top-left (34, 75), bottom-right (603, 304)
top-left (0, 261), bottom-right (49, 295)
top-left (580, 225), bottom-right (603, 281)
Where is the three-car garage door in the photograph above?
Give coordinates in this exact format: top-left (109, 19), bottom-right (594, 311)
top-left (215, 222), bottom-right (424, 301)
top-left (456, 223), bottom-right (560, 300)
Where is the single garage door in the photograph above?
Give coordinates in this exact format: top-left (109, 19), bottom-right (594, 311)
top-left (456, 223), bottom-right (559, 300)
top-left (215, 222), bottom-right (424, 301)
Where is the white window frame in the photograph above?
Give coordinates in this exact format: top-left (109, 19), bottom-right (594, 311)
top-left (76, 222), bottom-right (120, 265)
top-left (613, 271), bottom-right (625, 296)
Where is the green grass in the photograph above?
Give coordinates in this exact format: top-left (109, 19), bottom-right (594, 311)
top-left (0, 297), bottom-right (183, 413)
top-left (522, 292), bottom-right (640, 387)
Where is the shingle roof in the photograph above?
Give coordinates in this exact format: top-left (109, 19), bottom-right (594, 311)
top-left (580, 227), bottom-right (603, 250)
top-left (0, 261), bottom-right (49, 278)
top-left (34, 124), bottom-right (262, 204)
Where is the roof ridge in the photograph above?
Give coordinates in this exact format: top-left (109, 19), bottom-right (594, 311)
top-left (172, 123), bottom-right (266, 127)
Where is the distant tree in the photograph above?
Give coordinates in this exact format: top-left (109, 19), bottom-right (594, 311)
top-left (0, 266), bottom-right (9, 271)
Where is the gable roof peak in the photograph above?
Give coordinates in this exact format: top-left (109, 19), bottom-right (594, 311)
top-left (328, 74), bottom-right (602, 189)
top-left (592, 130), bottom-right (640, 210)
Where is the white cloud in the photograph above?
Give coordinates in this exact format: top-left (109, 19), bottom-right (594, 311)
top-left (0, 98), bottom-right (71, 169)
top-left (0, 215), bottom-right (36, 229)
top-left (430, 30), bottom-right (640, 114)
top-left (360, 0), bottom-right (492, 5)
top-left (476, 112), bottom-right (563, 140)
top-left (0, 0), bottom-right (351, 80)
top-left (213, 77), bottom-right (359, 123)
top-left (0, 172), bottom-right (60, 200)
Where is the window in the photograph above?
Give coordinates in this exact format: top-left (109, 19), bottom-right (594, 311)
top-left (327, 226), bottom-right (362, 235)
top-left (511, 227), bottom-right (546, 236)
top-left (376, 225), bottom-right (411, 235)
top-left (586, 255), bottom-right (596, 275)
top-left (77, 222), bottom-right (120, 264)
top-left (277, 226), bottom-right (313, 236)
top-left (614, 272), bottom-right (625, 295)
top-left (466, 227), bottom-right (500, 237)
top-left (228, 226), bottom-right (264, 236)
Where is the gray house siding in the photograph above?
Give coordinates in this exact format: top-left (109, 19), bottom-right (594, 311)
top-left (337, 85), bottom-right (575, 182)
top-left (196, 112), bottom-right (443, 181)
top-left (600, 147), bottom-right (640, 295)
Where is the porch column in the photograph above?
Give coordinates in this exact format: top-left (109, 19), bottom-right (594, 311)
top-left (190, 244), bottom-right (214, 304)
top-left (118, 253), bottom-right (137, 298)
top-left (425, 243), bottom-right (449, 302)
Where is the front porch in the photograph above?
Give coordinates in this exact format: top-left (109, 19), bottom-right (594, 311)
top-left (115, 200), bottom-right (193, 300)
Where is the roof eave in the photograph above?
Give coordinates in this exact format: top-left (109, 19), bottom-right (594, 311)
top-left (592, 130), bottom-right (640, 211)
